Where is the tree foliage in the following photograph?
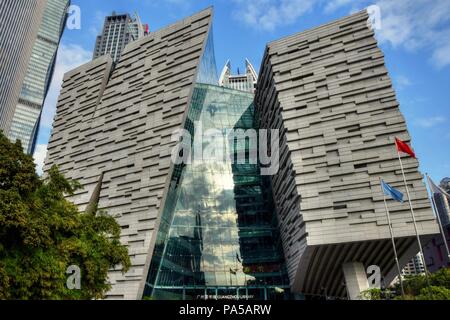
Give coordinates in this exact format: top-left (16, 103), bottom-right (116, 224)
top-left (362, 267), bottom-right (450, 300)
top-left (0, 131), bottom-right (130, 299)
top-left (359, 288), bottom-right (383, 300)
top-left (416, 286), bottom-right (450, 300)
top-left (400, 268), bottom-right (450, 300)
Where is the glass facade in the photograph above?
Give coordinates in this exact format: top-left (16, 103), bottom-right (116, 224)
top-left (8, 0), bottom-right (69, 154)
top-left (143, 24), bottom-right (290, 301)
top-left (195, 28), bottom-right (218, 86)
top-left (8, 102), bottom-right (41, 151)
top-left (143, 83), bottom-right (290, 300)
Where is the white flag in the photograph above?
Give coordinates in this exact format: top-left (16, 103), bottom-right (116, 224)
top-left (427, 175), bottom-right (450, 199)
top-left (427, 175), bottom-right (450, 224)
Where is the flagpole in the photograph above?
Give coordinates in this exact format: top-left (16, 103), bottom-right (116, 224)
top-left (396, 150), bottom-right (431, 290)
top-left (426, 174), bottom-right (450, 262)
top-left (380, 179), bottom-right (405, 297)
top-left (431, 194), bottom-right (450, 261)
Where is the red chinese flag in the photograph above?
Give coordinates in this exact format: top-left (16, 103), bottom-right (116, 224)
top-left (395, 137), bottom-right (416, 158)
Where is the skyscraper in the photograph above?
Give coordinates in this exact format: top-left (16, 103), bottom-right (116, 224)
top-left (0, 0), bottom-right (46, 136)
top-left (93, 12), bottom-right (147, 62)
top-left (424, 177), bottom-right (450, 272)
top-left (7, 0), bottom-right (69, 154)
top-left (44, 8), bottom-right (439, 300)
top-left (219, 59), bottom-right (258, 93)
top-left (402, 253), bottom-right (425, 276)
top-left (433, 181), bottom-right (450, 227)
top-left (441, 178), bottom-right (450, 190)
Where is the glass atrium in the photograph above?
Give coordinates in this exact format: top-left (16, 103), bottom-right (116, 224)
top-left (144, 83), bottom-right (290, 300)
top-left (143, 27), bottom-right (290, 300)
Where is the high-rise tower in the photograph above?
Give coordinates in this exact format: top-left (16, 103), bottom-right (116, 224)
top-left (0, 0), bottom-right (46, 137)
top-left (424, 177), bottom-right (450, 272)
top-left (93, 12), bottom-right (147, 62)
top-left (7, 0), bottom-right (70, 154)
top-left (402, 253), bottom-right (425, 276)
top-left (219, 59), bottom-right (258, 93)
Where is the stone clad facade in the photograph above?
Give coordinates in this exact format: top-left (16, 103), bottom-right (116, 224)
top-left (45, 8), bottom-right (439, 299)
top-left (255, 10), bottom-right (438, 297)
top-left (44, 8), bottom-right (214, 299)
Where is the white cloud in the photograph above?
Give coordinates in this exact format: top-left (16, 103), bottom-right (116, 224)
top-left (165, 0), bottom-right (190, 4)
top-left (33, 144), bottom-right (48, 176)
top-left (233, 0), bottom-right (450, 69)
top-left (431, 42), bottom-right (450, 69)
top-left (232, 0), bottom-right (316, 31)
top-left (413, 116), bottom-right (446, 128)
top-left (324, 0), bottom-right (363, 14)
top-left (89, 11), bottom-right (108, 36)
top-left (372, 1), bottom-right (450, 49)
top-left (395, 75), bottom-right (412, 89)
top-left (349, 0), bottom-right (450, 69)
top-left (41, 44), bottom-right (91, 129)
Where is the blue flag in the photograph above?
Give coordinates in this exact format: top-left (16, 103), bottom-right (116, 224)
top-left (381, 180), bottom-right (404, 202)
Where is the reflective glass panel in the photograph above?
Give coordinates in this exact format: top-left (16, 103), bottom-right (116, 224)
top-left (144, 84), bottom-right (290, 300)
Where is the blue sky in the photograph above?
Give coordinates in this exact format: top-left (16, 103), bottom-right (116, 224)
top-left (35, 0), bottom-right (450, 183)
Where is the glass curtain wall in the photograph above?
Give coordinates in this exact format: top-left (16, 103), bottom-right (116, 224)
top-left (195, 28), bottom-right (218, 85)
top-left (144, 83), bottom-right (290, 300)
top-left (8, 0), bottom-right (69, 154)
top-left (144, 25), bottom-right (289, 300)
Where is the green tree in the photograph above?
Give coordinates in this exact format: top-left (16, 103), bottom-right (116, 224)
top-left (397, 268), bottom-right (450, 299)
top-left (359, 288), bottom-right (383, 300)
top-left (429, 267), bottom-right (450, 289)
top-left (400, 274), bottom-right (428, 297)
top-left (363, 268), bottom-right (450, 300)
top-left (0, 131), bottom-right (130, 299)
top-left (416, 286), bottom-right (450, 300)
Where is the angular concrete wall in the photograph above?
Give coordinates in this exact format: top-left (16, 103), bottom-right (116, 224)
top-left (255, 10), bottom-right (439, 297)
top-left (44, 8), bottom-right (213, 299)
